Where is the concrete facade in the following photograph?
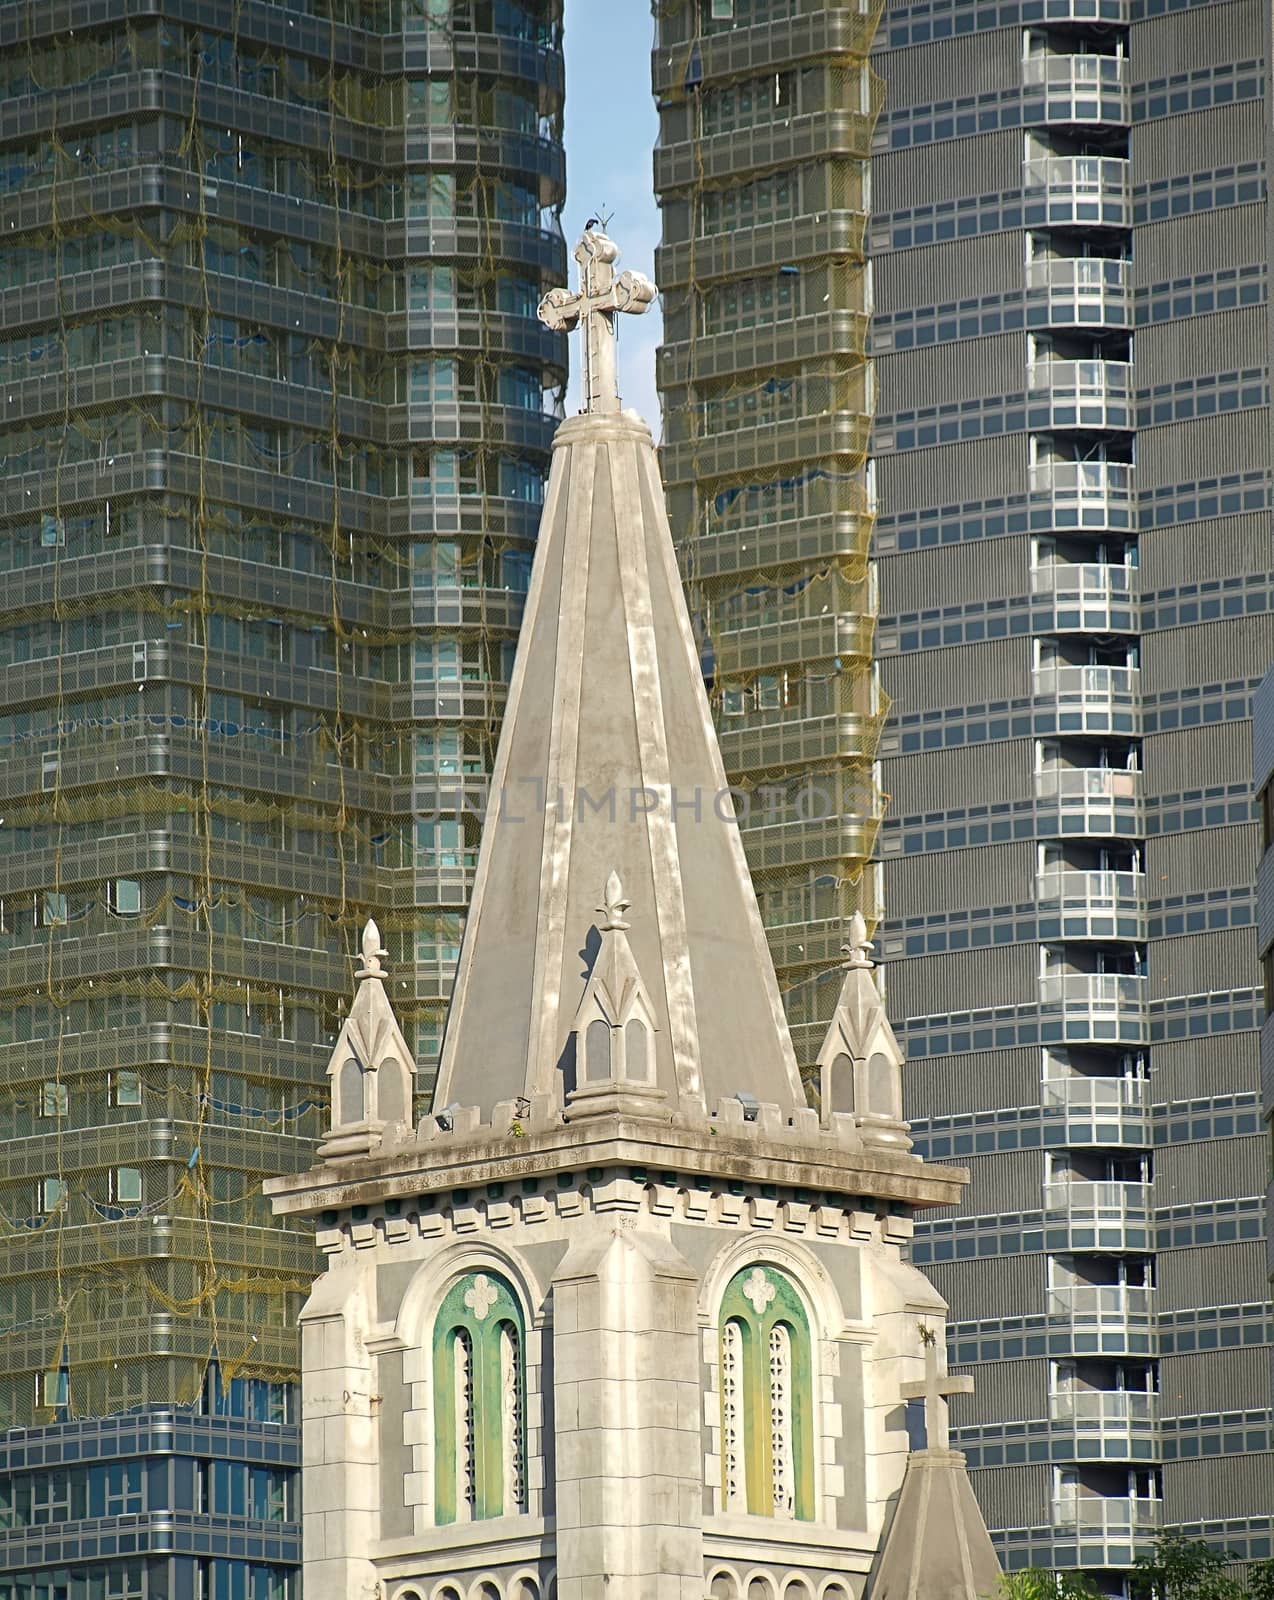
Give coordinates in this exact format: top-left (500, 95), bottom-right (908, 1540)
top-left (870, 0), bottom-right (1274, 1576)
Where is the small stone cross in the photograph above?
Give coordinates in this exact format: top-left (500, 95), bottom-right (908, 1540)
top-left (538, 227), bottom-right (656, 415)
top-left (742, 1267), bottom-right (776, 1315)
top-left (900, 1325), bottom-right (974, 1452)
top-left (464, 1274), bottom-right (498, 1321)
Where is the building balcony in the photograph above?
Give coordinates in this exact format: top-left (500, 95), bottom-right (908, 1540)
top-left (1038, 0), bottom-right (1131, 19)
top-left (1050, 1389), bottom-right (1157, 1429)
top-left (1045, 1283), bottom-right (1156, 1354)
top-left (1051, 1496), bottom-right (1162, 1537)
top-left (739, 811), bottom-right (883, 875)
top-left (1022, 54), bottom-right (1132, 128)
top-left (655, 108), bottom-right (873, 194)
top-left (655, 210), bottom-right (868, 292)
top-left (651, 10), bottom-right (878, 96)
top-left (711, 612), bottom-right (873, 676)
top-left (1035, 765), bottom-right (1141, 807)
top-left (1042, 1180), bottom-right (1153, 1252)
top-left (1027, 360), bottom-right (1134, 433)
top-left (1037, 764), bottom-right (1145, 844)
top-left (1023, 156), bottom-right (1132, 230)
top-left (1026, 257), bottom-right (1132, 331)
top-left (1036, 869), bottom-right (1148, 941)
top-left (1032, 665), bottom-right (1141, 737)
top-left (765, 916), bottom-right (872, 974)
top-left (1029, 459), bottom-right (1135, 533)
top-left (661, 409), bottom-right (870, 488)
top-left (1043, 1178), bottom-right (1151, 1219)
top-left (659, 308), bottom-right (869, 387)
top-left (1030, 561), bottom-right (1138, 634)
top-left (1050, 1388), bottom-right (1160, 1459)
top-left (716, 706), bottom-right (887, 780)
top-left (1039, 971), bottom-right (1148, 1044)
top-left (1037, 1075), bottom-right (1152, 1126)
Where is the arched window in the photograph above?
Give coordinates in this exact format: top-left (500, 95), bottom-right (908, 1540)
top-left (719, 1265), bottom-right (815, 1520)
top-left (867, 1051), bottom-right (897, 1119)
top-left (432, 1271), bottom-right (527, 1524)
top-left (377, 1058), bottom-right (407, 1123)
top-left (585, 1018), bottom-right (611, 1080)
top-left (827, 1052), bottom-right (854, 1117)
top-left (624, 1017), bottom-right (650, 1081)
top-left (337, 1058), bottom-right (363, 1124)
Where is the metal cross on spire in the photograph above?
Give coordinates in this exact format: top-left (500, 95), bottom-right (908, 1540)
top-left (537, 227), bottom-right (656, 415)
top-left (900, 1326), bottom-right (975, 1452)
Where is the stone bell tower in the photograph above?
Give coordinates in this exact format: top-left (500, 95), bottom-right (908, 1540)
top-left (268, 229), bottom-right (999, 1600)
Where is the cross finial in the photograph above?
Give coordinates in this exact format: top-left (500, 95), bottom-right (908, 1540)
top-left (538, 227), bottom-right (656, 415)
top-left (598, 870), bottom-right (631, 932)
top-left (357, 918), bottom-right (387, 980)
top-left (900, 1324), bottom-right (974, 1452)
top-left (841, 909), bottom-right (874, 969)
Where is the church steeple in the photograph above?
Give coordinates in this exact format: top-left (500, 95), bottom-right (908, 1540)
top-left (430, 225), bottom-right (807, 1131)
top-left (268, 226), bottom-right (996, 1600)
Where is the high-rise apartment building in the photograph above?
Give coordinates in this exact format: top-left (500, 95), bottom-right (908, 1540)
top-left (0, 3), bottom-right (565, 1596)
top-left (651, 0), bottom-right (886, 1068)
top-left (1255, 668), bottom-right (1274, 1342)
top-left (869, 0), bottom-right (1274, 1578)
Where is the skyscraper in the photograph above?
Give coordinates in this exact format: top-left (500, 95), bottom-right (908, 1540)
top-left (870, 0), bottom-right (1273, 1578)
top-left (0, 3), bottom-right (565, 1596)
top-left (651, 0), bottom-right (886, 1068)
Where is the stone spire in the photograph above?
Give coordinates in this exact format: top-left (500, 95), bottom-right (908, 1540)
top-left (432, 226), bottom-right (806, 1128)
top-left (317, 918), bottom-right (417, 1160)
top-left (814, 910), bottom-right (911, 1149)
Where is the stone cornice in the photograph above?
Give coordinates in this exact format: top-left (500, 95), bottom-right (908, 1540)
top-left (265, 1108), bottom-right (967, 1217)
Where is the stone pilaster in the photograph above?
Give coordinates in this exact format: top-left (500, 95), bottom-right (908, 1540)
top-left (551, 1202), bottom-right (703, 1599)
top-left (297, 1263), bottom-right (380, 1598)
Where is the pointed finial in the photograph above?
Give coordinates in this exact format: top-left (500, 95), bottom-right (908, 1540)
top-left (357, 917), bottom-right (386, 979)
top-left (842, 909), bottom-right (873, 969)
top-left (598, 870), bottom-right (631, 932)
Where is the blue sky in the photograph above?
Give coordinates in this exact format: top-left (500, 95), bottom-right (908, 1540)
top-left (562, 3), bottom-right (662, 426)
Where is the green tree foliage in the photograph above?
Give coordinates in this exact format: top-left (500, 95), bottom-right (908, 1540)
top-left (1132, 1532), bottom-right (1274, 1600)
top-left (999, 1568), bottom-right (1103, 1600)
top-left (1001, 1532), bottom-right (1274, 1600)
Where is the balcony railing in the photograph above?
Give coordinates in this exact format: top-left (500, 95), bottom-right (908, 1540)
top-left (1040, 971), bottom-right (1148, 1045)
top-left (1023, 156), bottom-right (1132, 228)
top-left (1035, 766), bottom-right (1140, 802)
top-left (1052, 1497), bottom-right (1163, 1535)
top-left (1037, 870), bottom-right (1147, 940)
top-left (1050, 1389), bottom-right (1157, 1426)
top-left (1042, 1072), bottom-right (1148, 1112)
top-left (1032, 665), bottom-right (1141, 734)
top-left (1023, 54), bottom-right (1129, 89)
top-left (1031, 562), bottom-right (1138, 632)
top-left (1037, 868), bottom-right (1145, 911)
top-left (1046, 1283), bottom-right (1155, 1324)
top-left (1029, 459), bottom-right (1135, 531)
top-left (1028, 359), bottom-right (1134, 431)
top-left (1040, 971), bottom-right (1146, 1009)
top-left (1026, 256), bottom-right (1132, 327)
top-left (1039, 0), bottom-right (1130, 18)
top-left (1023, 54), bottom-right (1132, 127)
top-left (1031, 562), bottom-right (1134, 600)
top-left (1042, 1179), bottom-right (1152, 1220)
